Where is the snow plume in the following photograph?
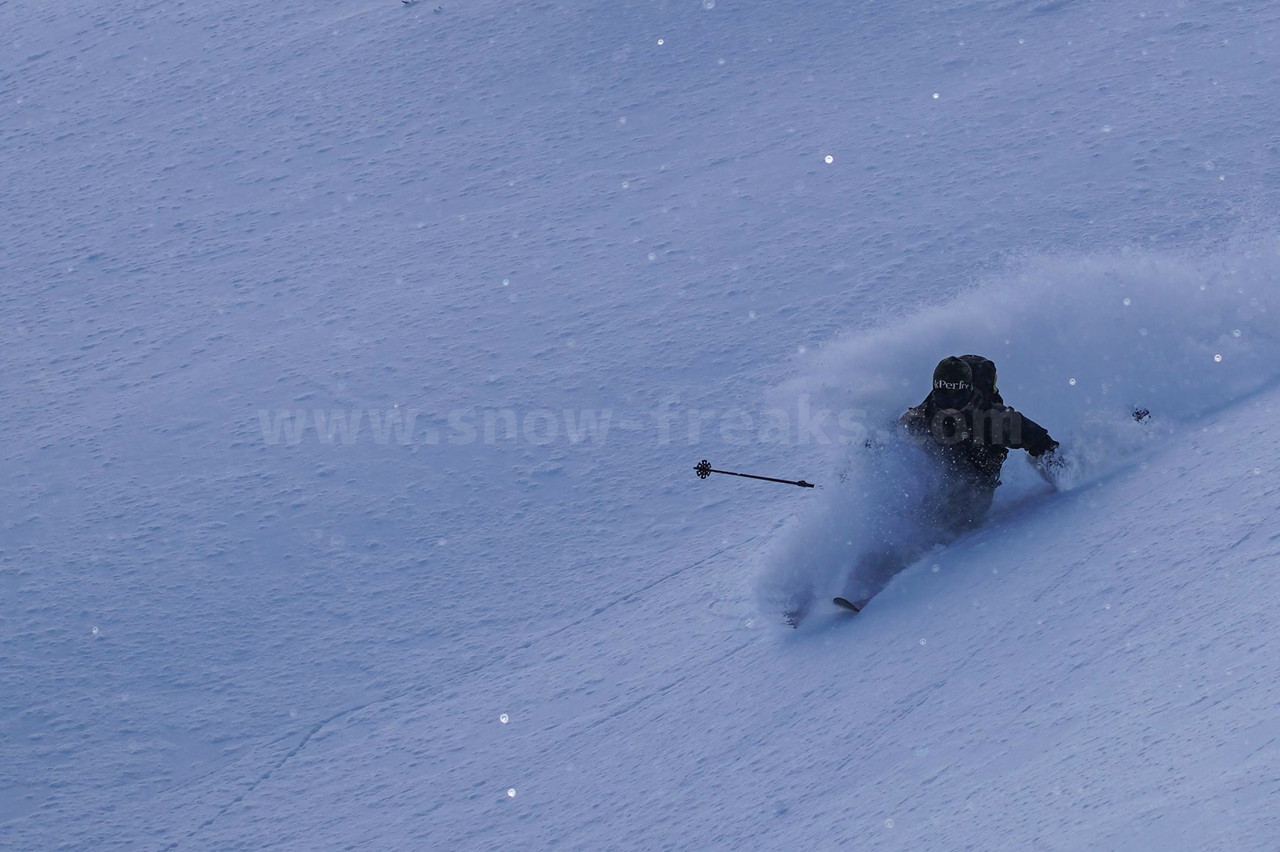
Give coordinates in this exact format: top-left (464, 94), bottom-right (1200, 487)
top-left (755, 234), bottom-right (1280, 619)
top-left (754, 437), bottom-right (951, 619)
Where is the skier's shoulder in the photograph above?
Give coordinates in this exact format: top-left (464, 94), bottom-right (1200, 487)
top-left (966, 398), bottom-right (1010, 419)
top-left (984, 402), bottom-right (1040, 427)
top-left (899, 396), bottom-right (933, 431)
top-left (976, 403), bottom-right (1048, 436)
top-left (899, 406), bottom-right (925, 429)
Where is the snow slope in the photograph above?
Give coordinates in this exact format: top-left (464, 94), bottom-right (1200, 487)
top-left (756, 239), bottom-right (1280, 617)
top-left (3, 0), bottom-right (1279, 848)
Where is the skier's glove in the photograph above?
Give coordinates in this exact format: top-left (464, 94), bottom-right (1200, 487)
top-left (1032, 446), bottom-right (1069, 488)
top-left (1030, 439), bottom-right (1060, 459)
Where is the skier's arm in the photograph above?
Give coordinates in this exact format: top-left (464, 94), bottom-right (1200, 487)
top-left (899, 408), bottom-right (927, 437)
top-left (898, 396), bottom-right (933, 437)
top-left (1007, 410), bottom-right (1058, 457)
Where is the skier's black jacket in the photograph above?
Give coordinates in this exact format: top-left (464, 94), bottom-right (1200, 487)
top-left (899, 393), bottom-right (1058, 486)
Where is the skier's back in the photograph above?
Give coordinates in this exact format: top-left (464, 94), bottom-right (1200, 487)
top-left (899, 355), bottom-right (1060, 530)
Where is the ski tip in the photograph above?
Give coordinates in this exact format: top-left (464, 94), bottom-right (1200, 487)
top-left (833, 597), bottom-right (864, 613)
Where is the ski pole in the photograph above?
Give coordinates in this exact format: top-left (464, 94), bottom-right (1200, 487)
top-left (694, 459), bottom-right (815, 488)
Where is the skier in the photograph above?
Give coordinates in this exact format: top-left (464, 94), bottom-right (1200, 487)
top-left (826, 355), bottom-right (1065, 619)
top-left (899, 355), bottom-right (1061, 532)
top-left (788, 354), bottom-right (1066, 624)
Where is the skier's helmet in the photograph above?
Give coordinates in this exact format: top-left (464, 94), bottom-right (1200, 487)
top-left (932, 356), bottom-right (975, 410)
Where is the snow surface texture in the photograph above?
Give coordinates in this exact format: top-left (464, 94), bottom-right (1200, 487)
top-left (4, 0), bottom-right (1280, 849)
